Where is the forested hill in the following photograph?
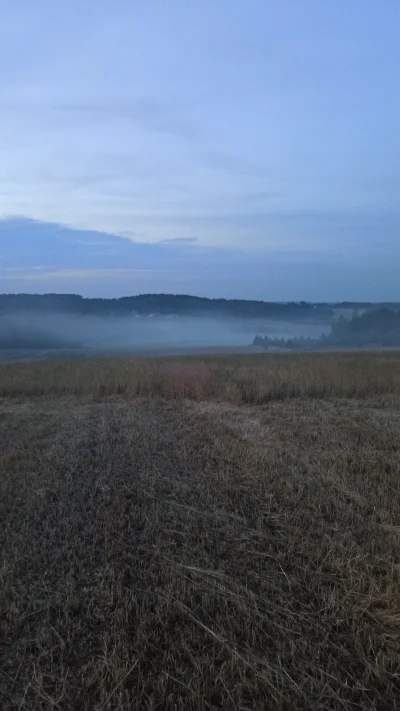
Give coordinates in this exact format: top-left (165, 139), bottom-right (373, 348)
top-left (254, 308), bottom-right (400, 349)
top-left (0, 293), bottom-right (391, 322)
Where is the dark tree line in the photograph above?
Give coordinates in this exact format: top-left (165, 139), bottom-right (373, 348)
top-left (0, 293), bottom-right (335, 322)
top-left (3, 293), bottom-right (397, 323)
top-left (325, 309), bottom-right (400, 347)
top-left (254, 309), bottom-right (400, 350)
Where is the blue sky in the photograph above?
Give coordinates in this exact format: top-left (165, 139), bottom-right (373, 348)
top-left (0, 1), bottom-right (399, 300)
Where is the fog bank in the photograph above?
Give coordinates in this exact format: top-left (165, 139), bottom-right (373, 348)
top-left (0, 312), bottom-right (329, 358)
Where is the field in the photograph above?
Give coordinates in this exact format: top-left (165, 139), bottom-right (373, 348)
top-left (1, 351), bottom-right (400, 709)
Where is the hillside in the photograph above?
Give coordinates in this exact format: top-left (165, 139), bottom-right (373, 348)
top-left (0, 292), bottom-right (377, 322)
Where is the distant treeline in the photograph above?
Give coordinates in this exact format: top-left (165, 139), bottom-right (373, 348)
top-left (254, 308), bottom-right (400, 350)
top-left (0, 293), bottom-right (394, 322)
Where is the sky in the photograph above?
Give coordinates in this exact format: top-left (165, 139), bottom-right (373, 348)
top-left (0, 0), bottom-right (399, 300)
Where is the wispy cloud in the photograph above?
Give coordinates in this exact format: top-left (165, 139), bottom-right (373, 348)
top-left (1, 97), bottom-right (200, 142)
top-left (0, 0), bottom-right (399, 259)
top-left (73, 240), bottom-right (117, 247)
top-left (1, 268), bottom-right (181, 281)
top-left (4, 265), bottom-right (47, 272)
top-left (157, 237), bottom-right (198, 245)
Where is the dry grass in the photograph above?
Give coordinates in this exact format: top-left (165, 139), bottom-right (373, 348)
top-left (1, 351), bottom-right (400, 709)
top-left (1, 350), bottom-right (400, 401)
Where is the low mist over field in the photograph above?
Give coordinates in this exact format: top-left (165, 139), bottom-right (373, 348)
top-left (2, 294), bottom-right (400, 359)
top-left (0, 311), bottom-right (328, 357)
top-left (0, 293), bottom-right (336, 358)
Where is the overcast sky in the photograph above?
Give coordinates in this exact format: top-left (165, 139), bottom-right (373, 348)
top-left (1, 1), bottom-right (399, 300)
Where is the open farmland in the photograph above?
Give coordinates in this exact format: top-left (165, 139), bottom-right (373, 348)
top-left (1, 352), bottom-right (400, 709)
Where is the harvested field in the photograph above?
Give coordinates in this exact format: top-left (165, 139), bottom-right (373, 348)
top-left (1, 351), bottom-right (400, 709)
